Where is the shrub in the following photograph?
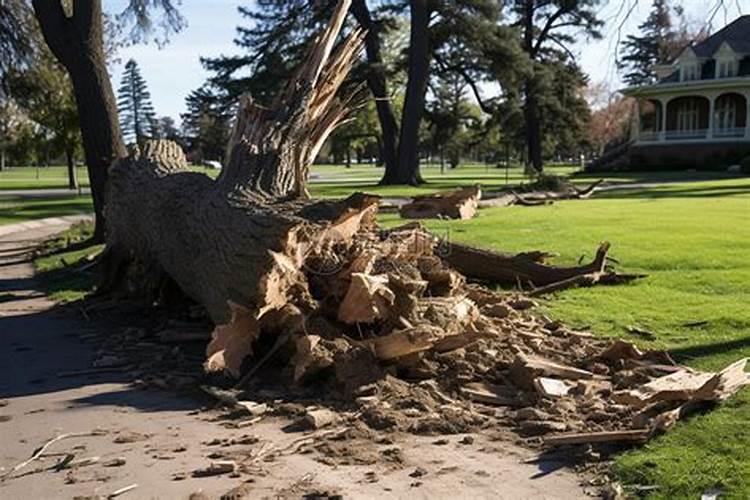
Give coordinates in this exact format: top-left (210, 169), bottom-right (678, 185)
top-left (740, 156), bottom-right (750, 174)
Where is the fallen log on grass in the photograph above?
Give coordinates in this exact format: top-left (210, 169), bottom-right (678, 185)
top-left (482, 178), bottom-right (604, 208)
top-left (441, 240), bottom-right (643, 290)
top-left (399, 185), bottom-right (481, 220)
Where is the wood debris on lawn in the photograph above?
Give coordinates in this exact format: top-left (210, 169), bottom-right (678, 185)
top-left (189, 213), bottom-right (747, 449)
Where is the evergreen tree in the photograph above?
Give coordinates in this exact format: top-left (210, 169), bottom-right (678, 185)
top-left (180, 85), bottom-right (231, 163)
top-left (117, 59), bottom-right (157, 145)
top-left (503, 0), bottom-right (603, 173)
top-left (618, 0), bottom-right (675, 86)
top-left (199, 0), bottom-right (505, 185)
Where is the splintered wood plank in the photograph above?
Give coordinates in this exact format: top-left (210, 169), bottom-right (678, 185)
top-left (337, 273), bottom-right (395, 324)
top-left (510, 353), bottom-right (595, 390)
top-left (460, 382), bottom-right (521, 406)
top-left (544, 429), bottom-right (650, 446)
top-left (534, 377), bottom-right (574, 398)
top-left (613, 370), bottom-right (716, 408)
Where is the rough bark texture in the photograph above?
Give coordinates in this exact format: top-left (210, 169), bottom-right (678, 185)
top-left (106, 0), bottom-right (367, 325)
top-left (383, 0), bottom-right (429, 186)
top-left (350, 0), bottom-right (399, 176)
top-left (32, 0), bottom-right (127, 241)
top-left (65, 148), bottom-right (78, 190)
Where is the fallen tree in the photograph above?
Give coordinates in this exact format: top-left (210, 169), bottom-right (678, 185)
top-left (101, 0), bottom-right (748, 448)
top-left (482, 178), bottom-right (604, 208)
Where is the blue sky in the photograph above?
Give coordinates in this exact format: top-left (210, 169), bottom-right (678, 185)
top-left (108, 0), bottom-right (745, 123)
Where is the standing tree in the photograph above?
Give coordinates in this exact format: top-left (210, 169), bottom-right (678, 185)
top-left (200, 0), bottom-right (499, 186)
top-left (9, 49), bottom-right (83, 189)
top-left (31, 0), bottom-right (185, 241)
top-left (117, 59), bottom-right (158, 146)
top-left (181, 85), bottom-right (231, 164)
top-left (504, 0), bottom-right (602, 173)
top-left (0, 100), bottom-right (27, 171)
top-left (618, 0), bottom-right (676, 86)
top-left (154, 116), bottom-right (180, 142)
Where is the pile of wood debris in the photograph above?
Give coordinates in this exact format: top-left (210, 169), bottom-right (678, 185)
top-left (201, 214), bottom-right (749, 448)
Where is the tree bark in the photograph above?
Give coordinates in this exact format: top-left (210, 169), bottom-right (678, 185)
top-left (350, 0), bottom-right (399, 178)
top-left (520, 0), bottom-right (543, 174)
top-left (32, 0), bottom-right (127, 242)
top-left (65, 148), bottom-right (78, 190)
top-left (0, 148), bottom-right (5, 171)
top-left (524, 79), bottom-right (543, 174)
top-left (385, 0), bottom-right (430, 186)
top-left (104, 0), bottom-right (367, 324)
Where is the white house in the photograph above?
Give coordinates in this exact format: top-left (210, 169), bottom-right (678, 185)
top-left (619, 15), bottom-right (750, 168)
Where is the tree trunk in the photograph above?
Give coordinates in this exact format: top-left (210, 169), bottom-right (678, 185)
top-left (350, 0), bottom-right (399, 178)
top-left (383, 0), bottom-right (429, 186)
top-left (524, 79), bottom-right (543, 174)
top-left (0, 148), bottom-right (5, 171)
top-left (104, 0), bottom-right (367, 324)
top-left (66, 148), bottom-right (78, 190)
top-left (32, 0), bottom-right (127, 242)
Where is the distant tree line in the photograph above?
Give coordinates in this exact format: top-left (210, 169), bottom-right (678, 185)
top-left (182, 0), bottom-right (604, 183)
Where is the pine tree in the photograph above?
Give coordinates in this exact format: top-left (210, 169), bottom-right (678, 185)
top-left (503, 0), bottom-right (603, 173)
top-left (117, 59), bottom-right (157, 145)
top-left (180, 85), bottom-right (231, 163)
top-left (618, 0), bottom-right (675, 86)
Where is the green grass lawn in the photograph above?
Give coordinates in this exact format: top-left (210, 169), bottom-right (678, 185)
top-left (0, 166), bottom-right (90, 190)
top-left (34, 222), bottom-right (102, 302)
top-left (380, 177), bottom-right (750, 499)
top-left (0, 194), bottom-right (93, 225)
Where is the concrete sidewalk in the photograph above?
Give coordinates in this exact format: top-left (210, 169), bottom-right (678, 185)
top-left (0, 215), bottom-right (93, 238)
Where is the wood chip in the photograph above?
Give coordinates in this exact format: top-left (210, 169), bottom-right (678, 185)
top-left (533, 377), bottom-right (574, 398)
top-left (460, 382), bottom-right (520, 406)
top-left (303, 409), bottom-right (338, 429)
top-left (192, 461), bottom-right (236, 477)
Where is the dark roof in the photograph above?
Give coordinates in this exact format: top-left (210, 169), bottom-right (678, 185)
top-left (691, 15), bottom-right (750, 57)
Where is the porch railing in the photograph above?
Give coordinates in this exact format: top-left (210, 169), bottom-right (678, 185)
top-left (714, 127), bottom-right (746, 138)
top-left (637, 127), bottom-right (748, 142)
top-left (665, 129), bottom-right (708, 140)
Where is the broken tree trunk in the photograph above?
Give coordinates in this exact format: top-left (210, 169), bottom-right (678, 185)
top-left (104, 0), bottom-right (367, 327)
top-left (441, 240), bottom-right (641, 289)
top-left (399, 185), bottom-right (481, 220)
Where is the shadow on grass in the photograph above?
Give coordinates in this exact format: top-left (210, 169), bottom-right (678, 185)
top-left (668, 336), bottom-right (750, 363)
top-left (597, 183), bottom-right (750, 200)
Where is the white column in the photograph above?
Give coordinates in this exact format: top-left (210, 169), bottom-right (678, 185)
top-left (707, 95), bottom-right (715, 140)
top-left (634, 99), bottom-right (642, 141)
top-left (659, 98), bottom-right (669, 141)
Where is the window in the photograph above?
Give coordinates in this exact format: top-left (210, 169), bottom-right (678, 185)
top-left (677, 100), bottom-right (699, 131)
top-left (681, 64), bottom-right (699, 81)
top-left (717, 59), bottom-right (737, 78)
top-left (715, 97), bottom-right (737, 133)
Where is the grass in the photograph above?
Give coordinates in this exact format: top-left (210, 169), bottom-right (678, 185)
top-left (0, 195), bottom-right (93, 225)
top-left (0, 166), bottom-right (90, 190)
top-left (34, 222), bottom-right (102, 303)
top-left (380, 176), bottom-right (750, 499)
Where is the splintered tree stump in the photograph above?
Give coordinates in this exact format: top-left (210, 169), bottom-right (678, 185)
top-left (399, 185), bottom-right (481, 220)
